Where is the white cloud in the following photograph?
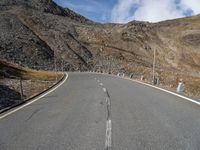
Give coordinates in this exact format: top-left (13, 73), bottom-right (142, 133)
top-left (180, 0), bottom-right (200, 14)
top-left (133, 0), bottom-right (184, 22)
top-left (111, 0), bottom-right (200, 23)
top-left (111, 0), bottom-right (140, 23)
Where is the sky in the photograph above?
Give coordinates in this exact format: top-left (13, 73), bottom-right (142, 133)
top-left (53, 0), bottom-right (200, 23)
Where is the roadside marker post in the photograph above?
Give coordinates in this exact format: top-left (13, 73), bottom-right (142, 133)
top-left (19, 78), bottom-right (24, 100)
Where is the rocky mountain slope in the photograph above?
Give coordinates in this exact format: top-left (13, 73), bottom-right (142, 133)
top-left (1, 0), bottom-right (200, 76)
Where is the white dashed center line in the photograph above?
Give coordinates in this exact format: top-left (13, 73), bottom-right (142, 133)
top-left (95, 79), bottom-right (112, 150)
top-left (103, 87), bottom-right (107, 92)
top-left (105, 119), bottom-right (112, 150)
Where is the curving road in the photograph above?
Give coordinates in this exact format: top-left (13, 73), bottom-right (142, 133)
top-left (0, 72), bottom-right (200, 150)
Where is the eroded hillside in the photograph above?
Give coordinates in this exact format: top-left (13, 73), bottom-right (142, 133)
top-left (1, 0), bottom-right (200, 98)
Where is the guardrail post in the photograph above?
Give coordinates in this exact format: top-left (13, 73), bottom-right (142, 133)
top-left (19, 78), bottom-right (24, 100)
top-left (141, 75), bottom-right (144, 81)
top-left (177, 80), bottom-right (185, 94)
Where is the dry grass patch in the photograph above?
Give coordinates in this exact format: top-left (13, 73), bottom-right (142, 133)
top-left (0, 59), bottom-right (62, 81)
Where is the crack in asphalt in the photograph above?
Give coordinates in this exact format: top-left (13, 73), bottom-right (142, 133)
top-left (95, 78), bottom-right (112, 150)
top-left (25, 107), bottom-right (42, 122)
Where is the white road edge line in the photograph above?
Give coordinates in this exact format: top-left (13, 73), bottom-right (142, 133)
top-left (105, 119), bottom-right (112, 149)
top-left (124, 77), bottom-right (200, 105)
top-left (0, 73), bottom-right (69, 120)
top-left (83, 72), bottom-right (200, 106)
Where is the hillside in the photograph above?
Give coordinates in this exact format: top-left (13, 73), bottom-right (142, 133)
top-left (1, 0), bottom-right (200, 74)
top-left (0, 0), bottom-right (200, 98)
top-left (0, 59), bottom-right (62, 110)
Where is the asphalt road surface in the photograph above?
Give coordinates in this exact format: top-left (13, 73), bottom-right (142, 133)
top-left (0, 72), bottom-right (200, 150)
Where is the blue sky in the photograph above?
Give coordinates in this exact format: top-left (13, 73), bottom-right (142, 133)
top-left (54, 0), bottom-right (200, 23)
top-left (54, 0), bottom-right (116, 23)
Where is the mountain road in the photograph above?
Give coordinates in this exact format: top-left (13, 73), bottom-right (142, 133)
top-left (0, 72), bottom-right (200, 150)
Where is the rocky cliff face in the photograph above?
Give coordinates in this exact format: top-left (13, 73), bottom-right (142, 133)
top-left (1, 0), bottom-right (200, 76)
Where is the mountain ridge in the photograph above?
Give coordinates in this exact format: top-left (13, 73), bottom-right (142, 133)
top-left (0, 0), bottom-right (92, 23)
top-left (0, 0), bottom-right (200, 75)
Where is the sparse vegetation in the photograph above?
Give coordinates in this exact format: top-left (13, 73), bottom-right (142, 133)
top-left (1, 0), bottom-right (200, 100)
top-left (0, 59), bottom-right (63, 111)
top-left (0, 59), bottom-right (61, 80)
